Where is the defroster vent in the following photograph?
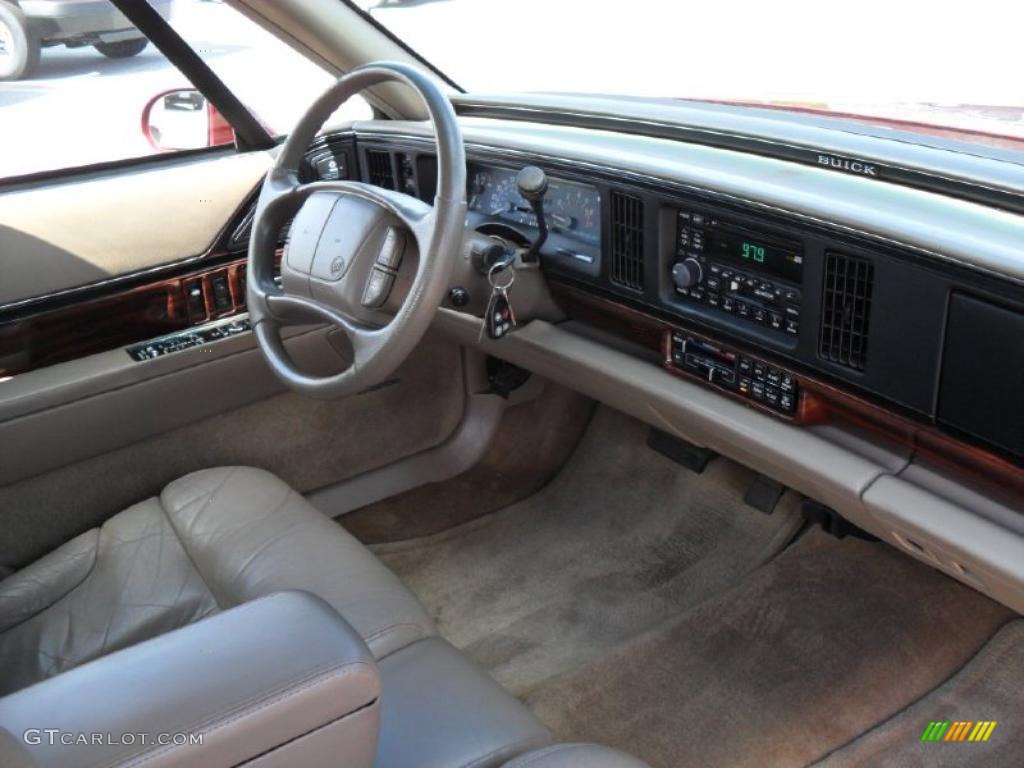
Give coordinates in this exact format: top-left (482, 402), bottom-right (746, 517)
top-left (819, 251), bottom-right (874, 371)
top-left (609, 191), bottom-right (644, 290)
top-left (366, 150), bottom-right (395, 189)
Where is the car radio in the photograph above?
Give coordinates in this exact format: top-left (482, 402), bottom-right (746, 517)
top-left (671, 210), bottom-right (803, 336)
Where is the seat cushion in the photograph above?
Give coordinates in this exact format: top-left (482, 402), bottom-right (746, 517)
top-left (0, 466), bottom-right (435, 695)
top-left (502, 744), bottom-right (651, 768)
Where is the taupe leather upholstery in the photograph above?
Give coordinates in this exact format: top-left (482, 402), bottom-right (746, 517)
top-left (502, 744), bottom-right (651, 768)
top-left (0, 591), bottom-right (380, 768)
top-left (0, 466), bottom-right (435, 695)
top-left (375, 637), bottom-right (551, 768)
top-left (0, 465), bottom-right (556, 768)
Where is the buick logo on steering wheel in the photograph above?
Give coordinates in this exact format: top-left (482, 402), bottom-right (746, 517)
top-left (330, 255), bottom-right (346, 276)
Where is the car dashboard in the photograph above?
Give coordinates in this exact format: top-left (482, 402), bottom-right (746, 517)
top-left (1, 106), bottom-right (1021, 614)
top-left (344, 124), bottom-right (1023, 466)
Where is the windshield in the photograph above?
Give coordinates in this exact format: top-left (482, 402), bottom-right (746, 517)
top-left (352, 0), bottom-right (1024, 148)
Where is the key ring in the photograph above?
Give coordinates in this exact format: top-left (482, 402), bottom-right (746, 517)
top-left (487, 262), bottom-right (515, 292)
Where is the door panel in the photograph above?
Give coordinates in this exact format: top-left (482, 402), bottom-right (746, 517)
top-left (0, 141), bottom-right (468, 573)
top-left (0, 150), bottom-right (272, 307)
top-left (0, 335), bottom-right (465, 569)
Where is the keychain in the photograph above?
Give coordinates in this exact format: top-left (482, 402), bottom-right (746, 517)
top-left (480, 262), bottom-right (517, 342)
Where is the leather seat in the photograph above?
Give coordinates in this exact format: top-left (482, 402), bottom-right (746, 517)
top-left (0, 466), bottom-right (436, 695)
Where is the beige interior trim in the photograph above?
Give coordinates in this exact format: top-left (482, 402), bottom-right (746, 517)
top-left (0, 322), bottom-right (333, 485)
top-left (309, 348), bottom-right (507, 517)
top-left (433, 308), bottom-right (1024, 615)
top-left (864, 474), bottom-right (1024, 615)
top-left (0, 151), bottom-right (272, 307)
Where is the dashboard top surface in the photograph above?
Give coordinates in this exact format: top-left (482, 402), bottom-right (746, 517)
top-left (356, 118), bottom-right (1024, 286)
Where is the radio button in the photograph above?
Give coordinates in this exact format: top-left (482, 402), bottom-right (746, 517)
top-left (753, 307), bottom-right (768, 324)
top-left (736, 301), bottom-right (750, 318)
top-left (692, 213), bottom-right (706, 225)
top-left (784, 289), bottom-right (801, 304)
top-left (722, 297), bottom-right (735, 313)
top-left (738, 377), bottom-right (752, 396)
top-left (765, 387), bottom-right (781, 407)
top-left (768, 312), bottom-right (784, 330)
top-left (751, 382), bottom-right (766, 401)
top-left (738, 357), bottom-right (754, 375)
top-left (780, 373), bottom-right (796, 393)
top-left (707, 292), bottom-right (722, 308)
top-left (753, 361), bottom-right (767, 379)
top-left (785, 319), bottom-right (800, 335)
top-left (706, 276), bottom-right (722, 290)
top-left (766, 368), bottom-right (782, 387)
top-left (779, 392), bottom-right (796, 412)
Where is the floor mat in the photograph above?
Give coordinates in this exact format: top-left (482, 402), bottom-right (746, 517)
top-left (815, 619), bottom-right (1024, 767)
top-left (527, 530), bottom-right (1013, 768)
top-left (375, 406), bottom-right (804, 698)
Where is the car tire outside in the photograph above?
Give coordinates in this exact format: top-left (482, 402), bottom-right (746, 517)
top-left (94, 38), bottom-right (149, 59)
top-left (0, 2), bottom-right (40, 81)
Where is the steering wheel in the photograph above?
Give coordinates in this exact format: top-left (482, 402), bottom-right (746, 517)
top-left (247, 62), bottom-right (466, 399)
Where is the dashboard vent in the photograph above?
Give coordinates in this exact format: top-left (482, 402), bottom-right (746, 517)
top-left (609, 190), bottom-right (644, 290)
top-left (820, 251), bottom-right (874, 371)
top-left (366, 150), bottom-right (395, 189)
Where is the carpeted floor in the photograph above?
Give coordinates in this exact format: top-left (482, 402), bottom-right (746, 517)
top-left (374, 406), bottom-right (805, 698)
top-left (527, 530), bottom-right (1013, 768)
top-left (814, 619), bottom-right (1024, 767)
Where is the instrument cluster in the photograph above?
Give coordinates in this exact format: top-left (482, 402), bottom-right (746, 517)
top-left (467, 164), bottom-right (601, 248)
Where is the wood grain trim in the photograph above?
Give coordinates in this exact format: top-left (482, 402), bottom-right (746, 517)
top-left (551, 283), bottom-right (1024, 499)
top-left (0, 253), bottom-right (276, 378)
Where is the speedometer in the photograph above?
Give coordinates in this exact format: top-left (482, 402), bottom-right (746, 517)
top-left (467, 163), bottom-right (602, 249)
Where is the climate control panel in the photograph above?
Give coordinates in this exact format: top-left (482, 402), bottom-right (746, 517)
top-left (667, 331), bottom-right (799, 415)
top-left (673, 209), bottom-right (803, 337)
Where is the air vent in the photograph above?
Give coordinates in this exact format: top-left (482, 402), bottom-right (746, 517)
top-left (366, 150), bottom-right (395, 189)
top-left (609, 190), bottom-right (644, 290)
top-left (819, 251), bottom-right (874, 371)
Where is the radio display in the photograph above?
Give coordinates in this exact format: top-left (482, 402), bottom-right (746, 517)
top-left (684, 210), bottom-right (802, 286)
top-left (704, 222), bottom-right (803, 284)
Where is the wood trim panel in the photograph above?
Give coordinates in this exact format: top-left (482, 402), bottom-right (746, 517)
top-left (551, 283), bottom-right (1024, 500)
top-left (0, 253), bottom-right (279, 378)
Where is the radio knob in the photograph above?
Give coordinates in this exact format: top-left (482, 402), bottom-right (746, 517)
top-left (671, 257), bottom-right (704, 290)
